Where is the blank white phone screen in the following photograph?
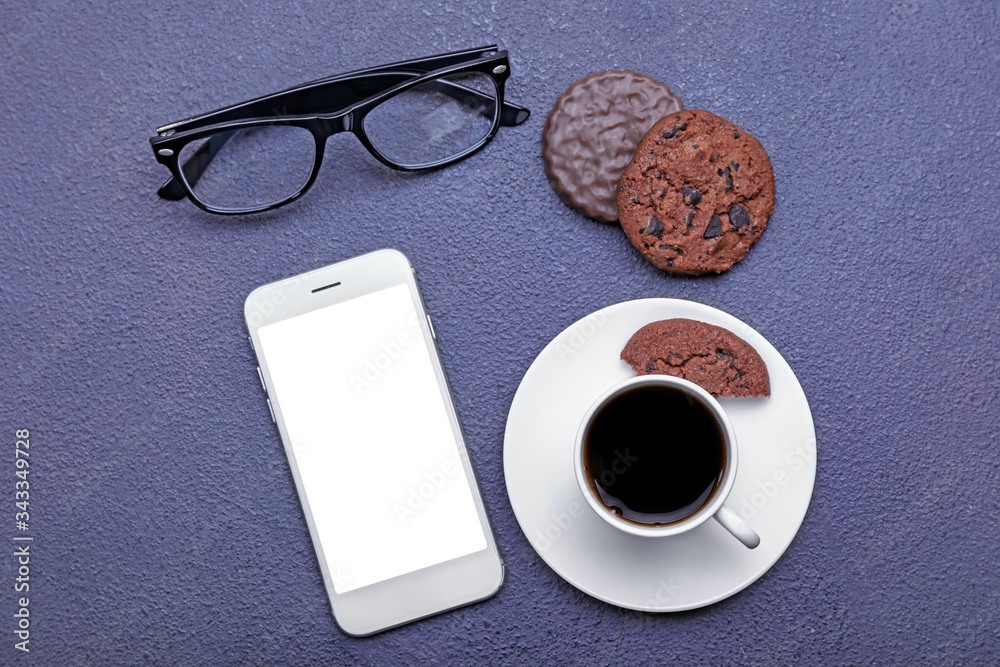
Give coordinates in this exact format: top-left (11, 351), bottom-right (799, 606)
top-left (257, 283), bottom-right (486, 594)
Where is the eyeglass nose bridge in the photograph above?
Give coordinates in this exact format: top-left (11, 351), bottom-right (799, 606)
top-left (318, 111), bottom-right (354, 140)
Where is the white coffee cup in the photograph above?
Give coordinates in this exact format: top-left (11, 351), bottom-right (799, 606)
top-left (574, 375), bottom-right (760, 548)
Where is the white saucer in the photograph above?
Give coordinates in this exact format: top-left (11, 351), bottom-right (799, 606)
top-left (503, 299), bottom-right (816, 612)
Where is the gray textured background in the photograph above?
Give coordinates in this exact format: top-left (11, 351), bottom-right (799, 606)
top-left (2, 0), bottom-right (999, 664)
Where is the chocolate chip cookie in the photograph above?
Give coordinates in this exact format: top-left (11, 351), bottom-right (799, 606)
top-left (543, 71), bottom-right (683, 223)
top-left (616, 110), bottom-right (774, 274)
top-left (621, 318), bottom-right (770, 397)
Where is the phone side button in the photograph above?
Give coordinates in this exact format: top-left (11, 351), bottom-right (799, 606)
top-left (266, 399), bottom-right (276, 424)
top-left (257, 366), bottom-right (267, 393)
top-left (426, 314), bottom-right (436, 339)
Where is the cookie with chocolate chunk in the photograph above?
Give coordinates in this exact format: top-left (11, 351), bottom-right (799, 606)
top-left (543, 71), bottom-right (683, 223)
top-left (616, 109), bottom-right (774, 274)
top-left (621, 318), bottom-right (770, 397)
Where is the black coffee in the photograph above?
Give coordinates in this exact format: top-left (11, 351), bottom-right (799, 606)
top-left (583, 384), bottom-right (726, 526)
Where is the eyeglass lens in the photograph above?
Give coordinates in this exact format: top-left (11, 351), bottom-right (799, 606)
top-left (178, 125), bottom-right (317, 212)
top-left (177, 70), bottom-right (499, 211)
top-left (363, 71), bottom-right (498, 168)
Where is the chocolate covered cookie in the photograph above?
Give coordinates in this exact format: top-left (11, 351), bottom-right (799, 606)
top-left (621, 318), bottom-right (770, 397)
top-left (616, 110), bottom-right (774, 274)
top-left (543, 71), bottom-right (683, 223)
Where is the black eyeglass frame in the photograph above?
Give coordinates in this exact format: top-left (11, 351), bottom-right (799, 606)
top-left (149, 45), bottom-right (530, 215)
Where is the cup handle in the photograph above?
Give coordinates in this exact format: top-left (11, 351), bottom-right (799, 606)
top-left (713, 505), bottom-right (760, 549)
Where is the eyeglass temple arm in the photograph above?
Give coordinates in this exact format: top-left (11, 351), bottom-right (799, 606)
top-left (157, 79), bottom-right (529, 200)
top-left (422, 79), bottom-right (530, 126)
top-left (157, 45), bottom-right (521, 137)
top-left (500, 101), bottom-right (530, 126)
top-left (157, 76), bottom-right (401, 200)
top-left (157, 131), bottom-right (235, 200)
top-left (156, 75), bottom-right (395, 200)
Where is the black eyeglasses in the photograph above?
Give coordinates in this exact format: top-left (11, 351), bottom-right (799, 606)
top-left (149, 46), bottom-right (530, 215)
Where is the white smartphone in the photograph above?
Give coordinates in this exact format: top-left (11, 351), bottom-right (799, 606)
top-left (244, 249), bottom-right (503, 636)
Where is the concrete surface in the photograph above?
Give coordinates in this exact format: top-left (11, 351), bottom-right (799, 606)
top-left (1, 0), bottom-right (998, 664)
